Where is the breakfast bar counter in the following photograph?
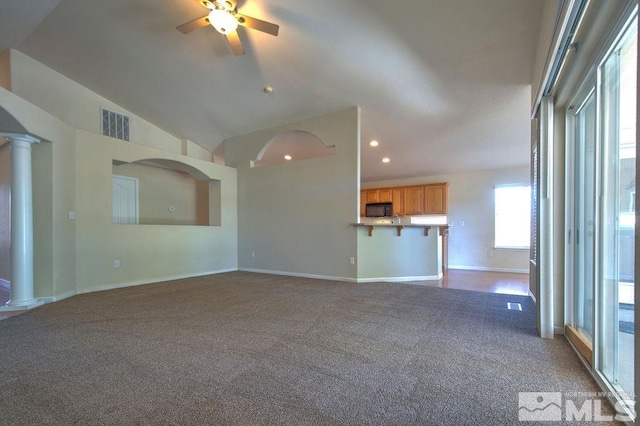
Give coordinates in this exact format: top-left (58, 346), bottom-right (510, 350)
top-left (354, 222), bottom-right (444, 282)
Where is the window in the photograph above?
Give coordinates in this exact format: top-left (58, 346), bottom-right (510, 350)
top-left (494, 185), bottom-right (531, 249)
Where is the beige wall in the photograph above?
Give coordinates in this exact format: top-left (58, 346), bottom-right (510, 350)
top-left (0, 87), bottom-right (77, 299)
top-left (0, 144), bottom-right (9, 284)
top-left (357, 227), bottom-right (441, 280)
top-left (75, 130), bottom-right (237, 293)
top-left (1, 73), bottom-right (238, 300)
top-left (181, 139), bottom-right (213, 163)
top-left (0, 50), bottom-right (10, 91)
top-left (225, 108), bottom-right (360, 281)
top-left (113, 162), bottom-right (211, 226)
top-left (363, 166), bottom-right (531, 273)
top-left (531, 0), bottom-right (561, 107)
top-left (8, 49), bottom-right (207, 159)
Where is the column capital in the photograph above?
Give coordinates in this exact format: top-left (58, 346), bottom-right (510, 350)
top-left (0, 132), bottom-right (41, 144)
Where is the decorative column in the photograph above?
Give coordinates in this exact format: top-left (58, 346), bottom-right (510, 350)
top-left (3, 135), bottom-right (43, 310)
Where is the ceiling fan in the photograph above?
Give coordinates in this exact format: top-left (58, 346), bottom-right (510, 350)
top-left (176, 0), bottom-right (279, 56)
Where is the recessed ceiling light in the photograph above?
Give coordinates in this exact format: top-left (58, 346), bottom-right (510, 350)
top-left (382, 157), bottom-right (390, 163)
top-left (284, 155), bottom-right (292, 160)
top-left (369, 140), bottom-right (379, 147)
top-left (264, 85), bottom-right (274, 93)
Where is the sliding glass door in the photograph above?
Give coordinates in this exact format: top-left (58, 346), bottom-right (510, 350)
top-left (598, 20), bottom-right (636, 400)
top-left (572, 89), bottom-right (596, 345)
top-left (566, 10), bottom-right (636, 411)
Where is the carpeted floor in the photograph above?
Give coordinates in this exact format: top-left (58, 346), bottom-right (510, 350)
top-left (0, 272), bottom-right (620, 425)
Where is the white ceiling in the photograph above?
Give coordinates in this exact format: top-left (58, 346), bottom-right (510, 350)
top-left (0, 0), bottom-right (543, 182)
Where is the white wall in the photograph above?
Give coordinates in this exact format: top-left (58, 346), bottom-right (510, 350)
top-left (225, 108), bottom-right (360, 281)
top-left (363, 166), bottom-right (531, 273)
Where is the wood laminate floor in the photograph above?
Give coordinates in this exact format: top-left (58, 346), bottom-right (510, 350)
top-left (438, 269), bottom-right (529, 295)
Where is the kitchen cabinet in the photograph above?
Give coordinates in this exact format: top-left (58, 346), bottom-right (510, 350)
top-left (392, 188), bottom-right (404, 215)
top-left (424, 183), bottom-right (448, 214)
top-left (403, 186), bottom-right (423, 215)
top-left (361, 182), bottom-right (448, 216)
top-left (378, 188), bottom-right (393, 202)
top-left (365, 190), bottom-right (380, 203)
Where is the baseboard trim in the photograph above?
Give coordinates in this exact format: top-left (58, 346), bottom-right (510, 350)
top-left (0, 278), bottom-right (9, 290)
top-left (448, 265), bottom-right (529, 274)
top-left (239, 268), bottom-right (357, 283)
top-left (238, 268), bottom-right (442, 284)
top-left (77, 268), bottom-right (239, 295)
top-left (554, 325), bottom-right (564, 335)
top-left (357, 274), bottom-right (442, 283)
top-left (38, 290), bottom-right (77, 304)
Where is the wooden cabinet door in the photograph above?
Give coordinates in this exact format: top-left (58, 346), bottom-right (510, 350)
top-left (360, 190), bottom-right (366, 217)
top-left (403, 186), bottom-right (423, 215)
top-left (392, 188), bottom-right (404, 215)
top-left (424, 184), bottom-right (448, 214)
top-left (365, 190), bottom-right (380, 203)
top-left (378, 188), bottom-right (393, 202)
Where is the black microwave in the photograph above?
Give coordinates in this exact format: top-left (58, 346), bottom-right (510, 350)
top-left (365, 202), bottom-right (393, 217)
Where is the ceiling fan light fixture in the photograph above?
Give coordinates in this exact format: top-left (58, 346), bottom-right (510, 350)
top-left (208, 9), bottom-right (238, 34)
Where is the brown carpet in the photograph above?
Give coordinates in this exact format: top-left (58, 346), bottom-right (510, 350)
top-left (0, 272), bottom-right (618, 425)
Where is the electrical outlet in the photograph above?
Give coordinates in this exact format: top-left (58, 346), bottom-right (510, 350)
top-left (349, 257), bottom-right (355, 265)
top-left (251, 252), bottom-right (255, 258)
top-left (114, 260), bottom-right (120, 268)
top-left (458, 220), bottom-right (465, 227)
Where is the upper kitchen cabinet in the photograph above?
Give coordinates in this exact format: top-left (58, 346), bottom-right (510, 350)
top-left (424, 183), bottom-right (448, 214)
top-left (378, 188), bottom-right (393, 202)
top-left (403, 186), bottom-right (424, 215)
top-left (365, 189), bottom-right (380, 203)
top-left (361, 182), bottom-right (448, 217)
top-left (392, 188), bottom-right (404, 215)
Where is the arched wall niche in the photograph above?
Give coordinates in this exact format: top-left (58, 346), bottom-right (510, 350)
top-left (112, 158), bottom-right (221, 226)
top-left (251, 130), bottom-right (336, 167)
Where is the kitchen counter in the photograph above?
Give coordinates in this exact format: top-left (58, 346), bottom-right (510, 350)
top-left (352, 222), bottom-right (448, 237)
top-left (355, 223), bottom-right (444, 282)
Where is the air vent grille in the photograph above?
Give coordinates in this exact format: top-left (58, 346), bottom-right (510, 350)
top-left (101, 108), bottom-right (130, 141)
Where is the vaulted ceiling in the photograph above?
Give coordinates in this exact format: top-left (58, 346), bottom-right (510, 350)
top-left (0, 0), bottom-right (543, 181)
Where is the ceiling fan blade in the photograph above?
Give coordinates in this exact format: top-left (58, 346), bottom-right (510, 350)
top-left (226, 31), bottom-right (245, 56)
top-left (176, 16), bottom-right (210, 34)
top-left (236, 14), bottom-right (279, 36)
